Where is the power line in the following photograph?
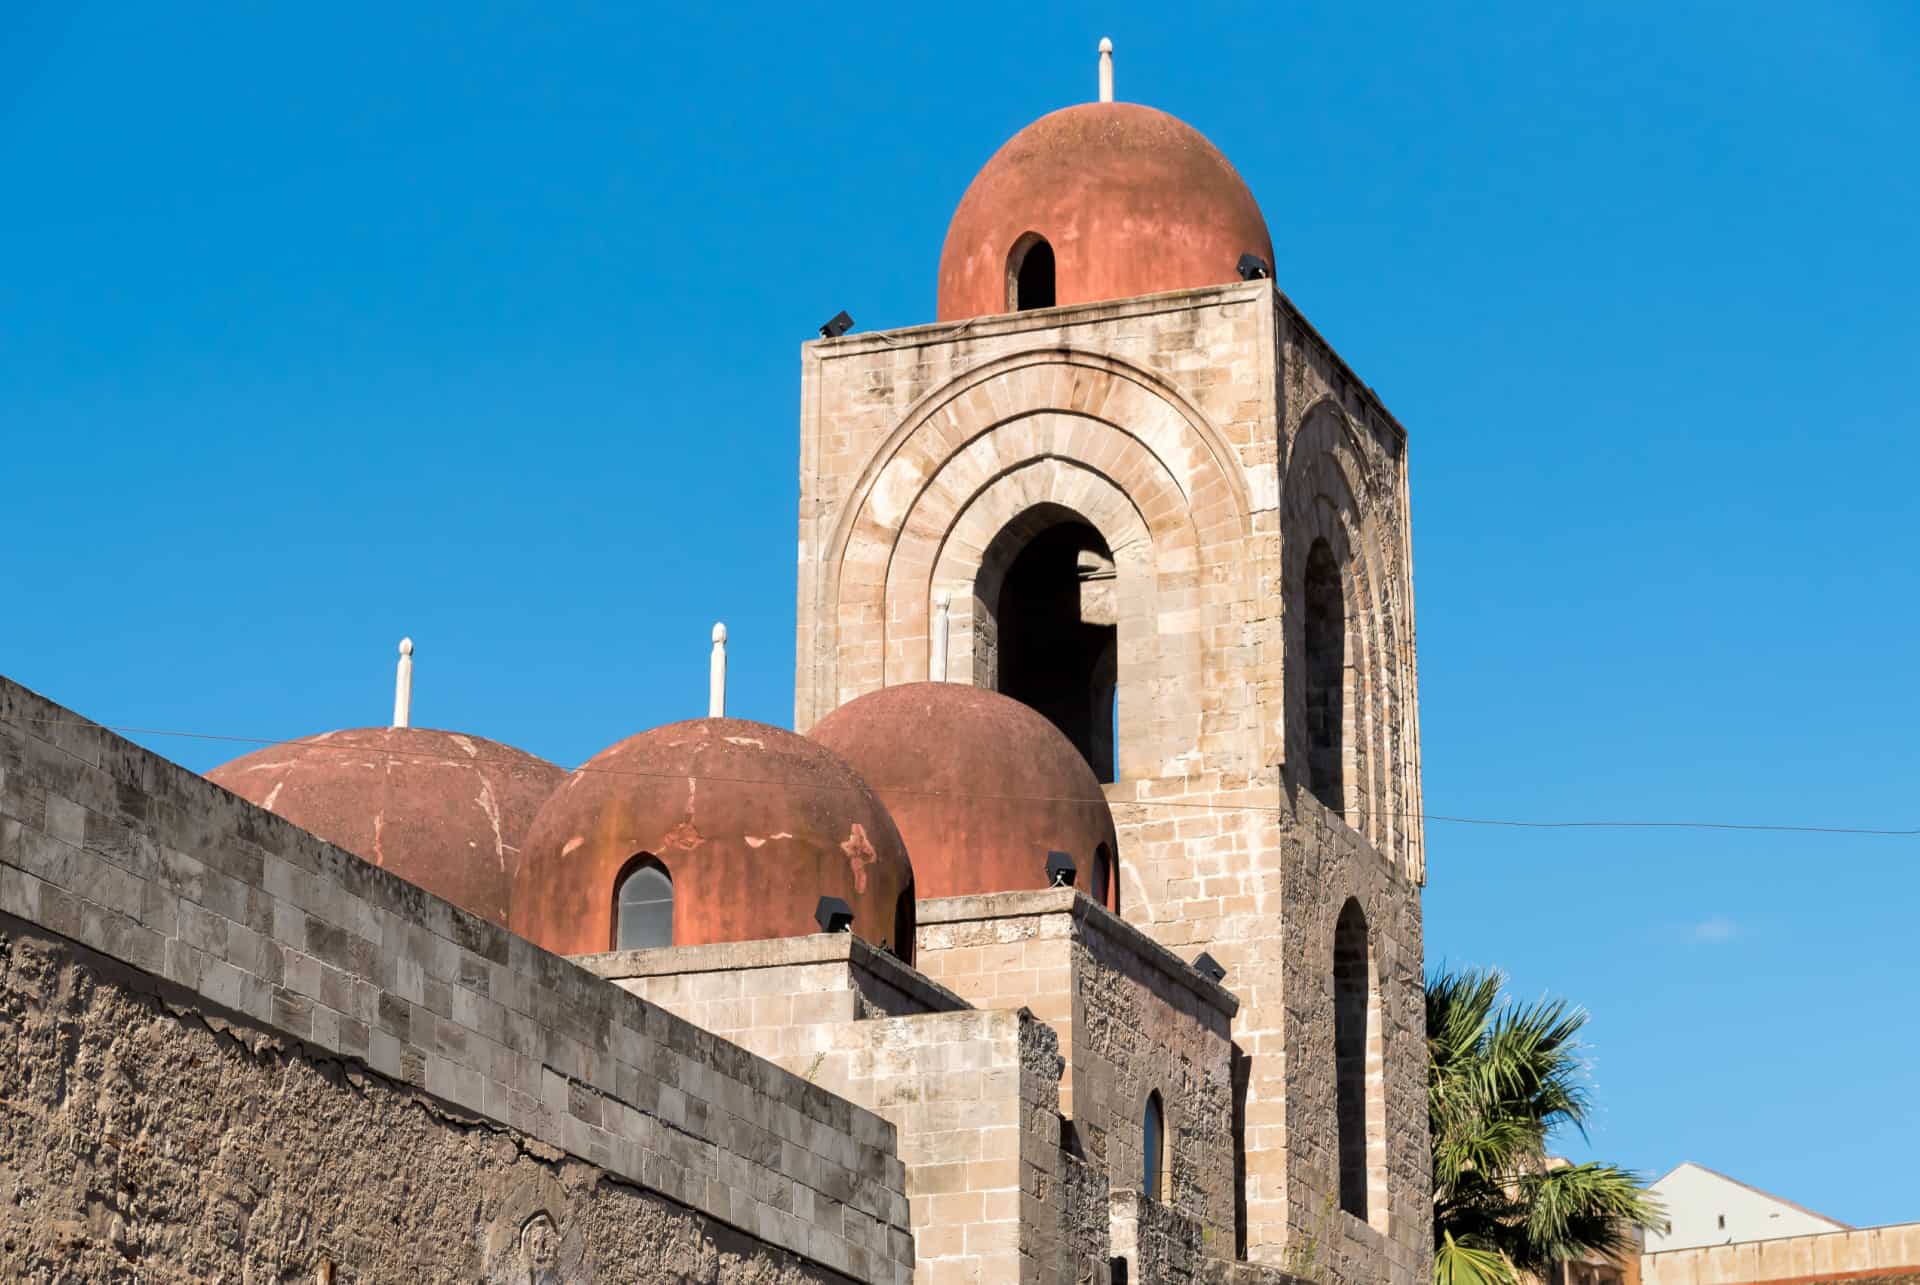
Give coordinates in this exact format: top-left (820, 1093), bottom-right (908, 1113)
top-left (11, 714), bottom-right (1918, 838)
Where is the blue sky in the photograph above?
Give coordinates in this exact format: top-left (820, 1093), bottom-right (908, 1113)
top-left (4, 0), bottom-right (1916, 1227)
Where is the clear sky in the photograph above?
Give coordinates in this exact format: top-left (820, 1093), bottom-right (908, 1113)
top-left (4, 0), bottom-right (1916, 1228)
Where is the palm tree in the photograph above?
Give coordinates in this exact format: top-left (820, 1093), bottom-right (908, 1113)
top-left (1427, 967), bottom-right (1665, 1285)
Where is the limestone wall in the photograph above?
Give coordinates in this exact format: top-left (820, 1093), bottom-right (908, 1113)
top-left (0, 914), bottom-right (855, 1282)
top-left (914, 889), bottom-right (1238, 1254)
top-left (1642, 1223), bottom-right (1920, 1285)
top-left (804, 1008), bottom-right (1066, 1285)
top-left (0, 674), bottom-right (912, 1282)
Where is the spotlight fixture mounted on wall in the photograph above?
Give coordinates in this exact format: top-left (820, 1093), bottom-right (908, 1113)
top-left (1045, 850), bottom-right (1078, 888)
top-left (1236, 254), bottom-right (1271, 281)
top-left (818, 310), bottom-right (854, 339)
top-left (814, 896), bottom-right (854, 934)
top-left (1193, 951), bottom-right (1228, 984)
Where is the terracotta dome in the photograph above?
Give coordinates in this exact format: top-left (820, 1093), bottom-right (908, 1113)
top-left (809, 684), bottom-right (1120, 909)
top-left (207, 727), bottom-right (565, 927)
top-left (937, 102), bottom-right (1273, 321)
top-left (510, 718), bottom-right (915, 958)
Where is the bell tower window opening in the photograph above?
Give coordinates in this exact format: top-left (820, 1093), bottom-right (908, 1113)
top-left (613, 856), bottom-right (673, 950)
top-left (1008, 233), bottom-right (1055, 311)
top-left (995, 521), bottom-right (1118, 782)
top-left (1304, 538), bottom-right (1345, 814)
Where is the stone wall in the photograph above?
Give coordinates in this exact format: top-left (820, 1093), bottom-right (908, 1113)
top-left (0, 913), bottom-right (857, 1282)
top-left (1642, 1223), bottom-right (1920, 1285)
top-left (914, 889), bottom-right (1238, 1252)
top-left (0, 674), bottom-right (912, 1283)
top-left (802, 1008), bottom-right (1066, 1285)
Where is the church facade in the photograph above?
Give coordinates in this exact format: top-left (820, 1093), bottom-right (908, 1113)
top-left (0, 56), bottom-right (1431, 1284)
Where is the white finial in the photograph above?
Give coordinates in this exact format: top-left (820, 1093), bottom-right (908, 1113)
top-left (930, 593), bottom-right (951, 682)
top-left (392, 637), bottom-right (414, 729)
top-left (1098, 37), bottom-right (1114, 103)
top-left (709, 623), bottom-right (728, 718)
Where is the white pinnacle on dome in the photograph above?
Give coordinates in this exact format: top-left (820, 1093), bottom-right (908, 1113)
top-left (392, 637), bottom-right (414, 729)
top-left (709, 622), bottom-right (728, 718)
top-left (1098, 37), bottom-right (1114, 103)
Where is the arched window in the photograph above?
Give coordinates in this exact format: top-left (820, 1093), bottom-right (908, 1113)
top-left (613, 857), bottom-right (673, 950)
top-left (1008, 233), bottom-right (1055, 311)
top-left (1333, 898), bottom-right (1371, 1219)
top-left (996, 521), bottom-right (1118, 782)
top-left (1143, 1090), bottom-right (1168, 1202)
top-left (1091, 842), bottom-right (1114, 910)
top-left (1304, 538), bottom-right (1345, 814)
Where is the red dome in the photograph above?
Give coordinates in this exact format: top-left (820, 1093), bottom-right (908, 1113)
top-left (937, 102), bottom-right (1272, 321)
top-left (509, 718), bottom-right (915, 958)
top-left (207, 727), bottom-right (565, 927)
top-left (809, 684), bottom-right (1119, 908)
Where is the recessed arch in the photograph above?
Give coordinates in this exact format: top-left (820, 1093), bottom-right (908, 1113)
top-left (1332, 897), bottom-right (1385, 1226)
top-left (1007, 232), bottom-right (1055, 311)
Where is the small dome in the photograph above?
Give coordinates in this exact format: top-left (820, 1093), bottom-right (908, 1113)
top-left (809, 684), bottom-right (1119, 908)
top-left (937, 102), bottom-right (1272, 321)
top-left (207, 727), bottom-right (565, 926)
top-left (510, 718), bottom-right (915, 958)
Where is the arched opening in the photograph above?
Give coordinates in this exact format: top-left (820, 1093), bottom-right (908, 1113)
top-left (1143, 1090), bottom-right (1168, 1202)
top-left (613, 856), bottom-right (673, 950)
top-left (1333, 898), bottom-right (1370, 1220)
top-left (891, 882), bottom-right (916, 966)
top-left (996, 521), bottom-right (1118, 782)
top-left (1008, 233), bottom-right (1055, 311)
top-left (1091, 842), bottom-right (1114, 911)
top-left (1304, 538), bottom-right (1345, 814)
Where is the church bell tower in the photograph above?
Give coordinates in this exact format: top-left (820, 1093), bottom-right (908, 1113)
top-left (794, 48), bottom-right (1431, 1285)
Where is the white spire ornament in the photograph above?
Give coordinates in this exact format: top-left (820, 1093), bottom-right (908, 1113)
top-left (1098, 37), bottom-right (1114, 103)
top-left (392, 637), bottom-right (414, 729)
top-left (709, 623), bottom-right (728, 718)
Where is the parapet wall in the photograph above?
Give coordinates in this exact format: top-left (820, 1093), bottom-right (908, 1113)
top-left (1642, 1223), bottom-right (1920, 1285)
top-left (0, 675), bottom-right (912, 1283)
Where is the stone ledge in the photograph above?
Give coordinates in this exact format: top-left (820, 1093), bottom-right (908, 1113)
top-left (917, 889), bottom-right (1238, 1019)
top-left (574, 932), bottom-right (970, 1017)
top-left (804, 279), bottom-right (1271, 360)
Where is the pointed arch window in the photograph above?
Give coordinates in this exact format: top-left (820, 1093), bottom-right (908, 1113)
top-left (614, 857), bottom-right (673, 950)
top-left (1143, 1090), bottom-right (1168, 1202)
top-left (1333, 898), bottom-right (1372, 1219)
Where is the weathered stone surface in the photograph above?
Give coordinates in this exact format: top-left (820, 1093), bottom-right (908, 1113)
top-left (0, 918), bottom-right (853, 1283)
top-left (0, 675), bottom-right (912, 1284)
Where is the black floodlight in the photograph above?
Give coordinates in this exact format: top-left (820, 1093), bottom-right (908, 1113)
top-left (1193, 951), bottom-right (1228, 984)
top-left (1236, 253), bottom-right (1271, 281)
top-left (1046, 850), bottom-right (1078, 888)
top-left (815, 895), bottom-right (854, 934)
top-left (819, 310), bottom-right (854, 339)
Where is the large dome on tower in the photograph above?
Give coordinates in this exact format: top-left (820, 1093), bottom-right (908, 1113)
top-left (207, 726), bottom-right (565, 927)
top-left (937, 102), bottom-right (1272, 321)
